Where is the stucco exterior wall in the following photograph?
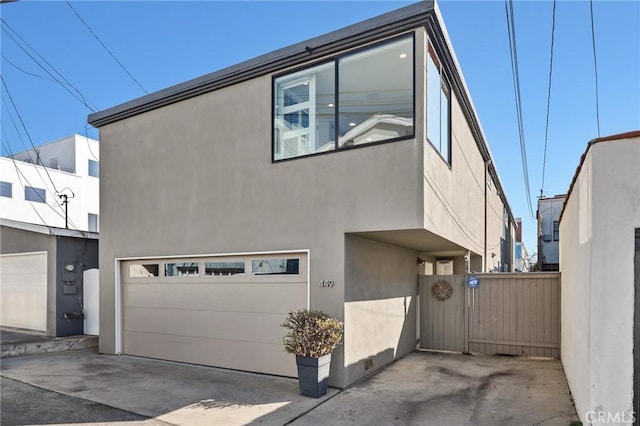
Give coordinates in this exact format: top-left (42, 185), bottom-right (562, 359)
top-left (422, 33), bottom-right (509, 269)
top-left (559, 153), bottom-right (593, 419)
top-left (98, 69), bottom-right (423, 387)
top-left (561, 137), bottom-right (640, 422)
top-left (344, 234), bottom-right (418, 385)
top-left (96, 16), bottom-right (515, 387)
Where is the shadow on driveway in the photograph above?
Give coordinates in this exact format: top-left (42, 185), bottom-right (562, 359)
top-left (0, 349), bottom-right (578, 425)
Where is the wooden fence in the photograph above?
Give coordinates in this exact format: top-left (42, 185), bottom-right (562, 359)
top-left (419, 273), bottom-right (560, 358)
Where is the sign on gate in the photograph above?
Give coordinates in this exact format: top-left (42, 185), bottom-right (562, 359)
top-left (466, 275), bottom-right (480, 288)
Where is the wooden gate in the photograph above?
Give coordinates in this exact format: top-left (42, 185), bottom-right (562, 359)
top-left (419, 273), bottom-right (560, 358)
top-left (419, 275), bottom-right (465, 352)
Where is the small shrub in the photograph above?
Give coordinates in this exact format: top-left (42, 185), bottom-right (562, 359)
top-left (282, 309), bottom-right (344, 357)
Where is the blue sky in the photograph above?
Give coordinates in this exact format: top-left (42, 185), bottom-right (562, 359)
top-left (1, 0), bottom-right (639, 255)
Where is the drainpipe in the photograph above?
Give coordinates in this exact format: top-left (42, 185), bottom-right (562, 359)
top-left (484, 161), bottom-right (489, 272)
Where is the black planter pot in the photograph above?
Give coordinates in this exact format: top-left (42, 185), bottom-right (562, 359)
top-left (295, 354), bottom-right (332, 398)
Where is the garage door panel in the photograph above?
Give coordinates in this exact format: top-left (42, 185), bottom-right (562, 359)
top-left (124, 307), bottom-right (294, 344)
top-left (121, 252), bottom-right (307, 376)
top-left (0, 252), bottom-right (47, 331)
top-left (124, 330), bottom-right (297, 377)
top-left (123, 282), bottom-right (306, 314)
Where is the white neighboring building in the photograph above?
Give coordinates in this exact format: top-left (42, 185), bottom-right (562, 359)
top-left (537, 194), bottom-right (566, 271)
top-left (0, 134), bottom-right (99, 232)
top-left (514, 242), bottom-right (529, 272)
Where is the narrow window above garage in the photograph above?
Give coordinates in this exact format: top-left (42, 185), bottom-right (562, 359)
top-left (427, 43), bottom-right (451, 164)
top-left (274, 35), bottom-right (414, 161)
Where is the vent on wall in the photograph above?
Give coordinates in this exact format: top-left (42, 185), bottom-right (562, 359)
top-left (436, 260), bottom-right (454, 275)
top-left (364, 358), bottom-right (374, 372)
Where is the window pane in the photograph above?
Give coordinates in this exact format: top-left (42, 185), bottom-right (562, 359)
top-left (205, 262), bottom-right (245, 276)
top-left (165, 262), bottom-right (199, 277)
top-left (25, 186), bottom-right (46, 203)
top-left (426, 55), bottom-right (441, 150)
top-left (252, 258), bottom-right (300, 275)
top-left (274, 62), bottom-right (335, 160)
top-left (129, 264), bottom-right (159, 277)
top-left (88, 160), bottom-right (99, 177)
top-left (427, 51), bottom-right (451, 163)
top-left (0, 181), bottom-right (12, 198)
top-left (440, 83), bottom-right (450, 161)
top-left (88, 213), bottom-right (99, 232)
top-left (338, 37), bottom-right (413, 147)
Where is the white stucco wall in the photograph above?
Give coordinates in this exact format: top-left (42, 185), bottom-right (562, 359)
top-left (560, 136), bottom-right (640, 423)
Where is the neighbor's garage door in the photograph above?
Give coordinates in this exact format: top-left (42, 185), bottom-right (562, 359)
top-left (121, 252), bottom-right (307, 377)
top-left (0, 251), bottom-right (47, 331)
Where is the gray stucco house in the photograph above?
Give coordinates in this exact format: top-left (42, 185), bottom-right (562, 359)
top-left (89, 1), bottom-right (515, 388)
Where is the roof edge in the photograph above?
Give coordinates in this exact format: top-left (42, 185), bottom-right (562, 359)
top-left (559, 130), bottom-right (640, 223)
top-left (0, 218), bottom-right (99, 239)
top-left (88, 1), bottom-right (433, 127)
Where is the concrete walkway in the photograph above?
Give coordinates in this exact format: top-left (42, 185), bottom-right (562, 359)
top-left (0, 349), bottom-right (577, 425)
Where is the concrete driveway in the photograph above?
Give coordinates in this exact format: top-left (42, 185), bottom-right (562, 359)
top-left (0, 349), bottom-right (577, 425)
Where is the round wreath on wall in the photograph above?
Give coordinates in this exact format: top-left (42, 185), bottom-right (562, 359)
top-left (431, 280), bottom-right (454, 302)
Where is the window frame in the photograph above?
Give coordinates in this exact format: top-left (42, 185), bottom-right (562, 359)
top-left (203, 260), bottom-right (247, 278)
top-left (88, 213), bottom-right (99, 232)
top-left (251, 257), bottom-right (301, 277)
top-left (272, 33), bottom-right (416, 163)
top-left (164, 261), bottom-right (200, 278)
top-left (25, 186), bottom-right (46, 203)
top-left (129, 263), bottom-right (160, 278)
top-left (553, 221), bottom-right (559, 241)
top-left (425, 42), bottom-right (452, 166)
top-left (88, 159), bottom-right (99, 177)
top-left (0, 181), bottom-right (12, 198)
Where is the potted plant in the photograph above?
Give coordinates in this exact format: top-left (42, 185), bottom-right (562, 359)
top-left (281, 309), bottom-right (344, 398)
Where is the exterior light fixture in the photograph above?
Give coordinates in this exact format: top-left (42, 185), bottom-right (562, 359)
top-left (399, 53), bottom-right (407, 59)
top-left (349, 122), bottom-right (356, 127)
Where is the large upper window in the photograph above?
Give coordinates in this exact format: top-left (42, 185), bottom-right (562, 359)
top-left (274, 35), bottom-right (414, 161)
top-left (426, 44), bottom-right (451, 163)
top-left (25, 186), bottom-right (46, 203)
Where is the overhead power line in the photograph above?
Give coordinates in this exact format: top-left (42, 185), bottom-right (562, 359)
top-left (504, 0), bottom-right (535, 219)
top-left (1, 53), bottom-right (52, 81)
top-left (589, 0), bottom-right (601, 137)
top-left (0, 18), bottom-right (98, 112)
top-left (1, 75), bottom-right (63, 195)
top-left (540, 0), bottom-right (557, 198)
top-left (1, 133), bottom-right (82, 231)
top-left (65, 1), bottom-right (148, 94)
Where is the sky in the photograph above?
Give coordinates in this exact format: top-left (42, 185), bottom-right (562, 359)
top-left (1, 0), bottom-right (639, 257)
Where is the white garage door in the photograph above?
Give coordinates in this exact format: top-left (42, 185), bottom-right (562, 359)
top-left (121, 252), bottom-right (307, 377)
top-left (0, 251), bottom-right (47, 331)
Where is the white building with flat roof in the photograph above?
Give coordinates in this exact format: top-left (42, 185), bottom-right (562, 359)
top-left (0, 134), bottom-right (99, 232)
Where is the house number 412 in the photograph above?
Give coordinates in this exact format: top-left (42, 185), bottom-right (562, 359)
top-left (318, 280), bottom-right (335, 288)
